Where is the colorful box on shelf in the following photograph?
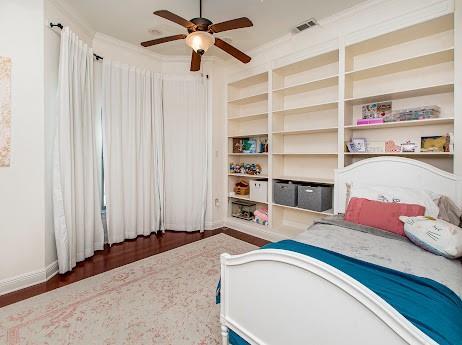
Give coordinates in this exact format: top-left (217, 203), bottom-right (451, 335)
top-left (357, 118), bottom-right (384, 126)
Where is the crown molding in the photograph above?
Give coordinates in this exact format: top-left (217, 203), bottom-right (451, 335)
top-left (93, 32), bottom-right (218, 64)
top-left (46, 0), bottom-right (96, 41)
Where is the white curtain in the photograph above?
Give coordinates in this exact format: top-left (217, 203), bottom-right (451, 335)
top-left (53, 27), bottom-right (104, 274)
top-left (102, 61), bottom-right (164, 244)
top-left (163, 75), bottom-right (209, 231)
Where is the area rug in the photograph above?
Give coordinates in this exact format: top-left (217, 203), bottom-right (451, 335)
top-left (0, 234), bottom-right (257, 345)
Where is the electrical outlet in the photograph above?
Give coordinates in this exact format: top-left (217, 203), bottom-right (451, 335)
top-left (214, 198), bottom-right (220, 208)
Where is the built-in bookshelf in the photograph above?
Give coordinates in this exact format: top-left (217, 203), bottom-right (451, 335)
top-left (225, 13), bottom-right (457, 241)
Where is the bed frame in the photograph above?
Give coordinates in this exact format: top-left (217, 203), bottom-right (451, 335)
top-left (220, 157), bottom-right (462, 345)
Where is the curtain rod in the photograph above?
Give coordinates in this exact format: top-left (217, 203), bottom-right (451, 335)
top-left (49, 23), bottom-right (104, 61)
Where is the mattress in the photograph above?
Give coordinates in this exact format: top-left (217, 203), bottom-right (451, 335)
top-left (294, 216), bottom-right (462, 298)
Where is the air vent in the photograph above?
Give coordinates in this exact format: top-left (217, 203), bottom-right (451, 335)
top-left (294, 18), bottom-right (318, 33)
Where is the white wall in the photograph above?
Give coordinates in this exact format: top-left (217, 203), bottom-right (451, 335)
top-left (0, 1), bottom-right (46, 286)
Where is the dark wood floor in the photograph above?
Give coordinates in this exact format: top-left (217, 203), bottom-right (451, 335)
top-left (0, 228), bottom-right (268, 308)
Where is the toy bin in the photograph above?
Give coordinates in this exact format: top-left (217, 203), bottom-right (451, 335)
top-left (273, 181), bottom-right (298, 207)
top-left (297, 184), bottom-right (333, 212)
top-left (250, 179), bottom-right (268, 203)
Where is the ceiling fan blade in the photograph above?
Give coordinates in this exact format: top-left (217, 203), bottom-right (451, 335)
top-left (154, 10), bottom-right (196, 30)
top-left (141, 34), bottom-right (187, 47)
top-left (209, 17), bottom-right (253, 33)
top-left (214, 38), bottom-right (251, 64)
top-left (190, 50), bottom-right (202, 71)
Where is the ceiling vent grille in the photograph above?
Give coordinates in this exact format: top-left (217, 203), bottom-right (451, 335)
top-left (294, 18), bottom-right (318, 33)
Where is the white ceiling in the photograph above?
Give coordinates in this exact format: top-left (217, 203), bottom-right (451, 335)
top-left (63, 0), bottom-right (366, 57)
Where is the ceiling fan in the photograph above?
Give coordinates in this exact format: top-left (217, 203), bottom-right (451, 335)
top-left (140, 0), bottom-right (253, 71)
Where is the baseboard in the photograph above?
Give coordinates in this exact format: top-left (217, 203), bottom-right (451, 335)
top-left (224, 217), bottom-right (285, 242)
top-left (206, 220), bottom-right (224, 230)
top-left (0, 260), bottom-right (59, 296)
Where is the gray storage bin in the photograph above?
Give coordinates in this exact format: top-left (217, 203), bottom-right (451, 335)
top-left (273, 181), bottom-right (298, 207)
top-left (297, 185), bottom-right (333, 212)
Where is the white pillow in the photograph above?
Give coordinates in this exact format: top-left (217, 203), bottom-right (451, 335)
top-left (400, 216), bottom-right (462, 259)
top-left (348, 183), bottom-right (440, 218)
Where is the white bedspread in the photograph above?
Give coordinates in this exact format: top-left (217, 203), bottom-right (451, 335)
top-left (294, 222), bottom-right (462, 298)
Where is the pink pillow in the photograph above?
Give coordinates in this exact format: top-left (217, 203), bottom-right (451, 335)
top-left (344, 197), bottom-right (426, 236)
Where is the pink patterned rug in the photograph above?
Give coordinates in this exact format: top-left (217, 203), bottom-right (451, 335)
top-left (0, 234), bottom-right (257, 345)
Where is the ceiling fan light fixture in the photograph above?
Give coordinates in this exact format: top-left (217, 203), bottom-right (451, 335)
top-left (185, 31), bottom-right (215, 55)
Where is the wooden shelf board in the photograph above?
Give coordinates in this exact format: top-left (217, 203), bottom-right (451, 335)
top-left (273, 127), bottom-right (338, 135)
top-left (346, 15), bottom-right (454, 57)
top-left (228, 72), bottom-right (268, 88)
top-left (273, 176), bottom-right (334, 184)
top-left (272, 101), bottom-right (338, 116)
top-left (345, 117), bottom-right (454, 130)
top-left (273, 152), bottom-right (338, 156)
top-left (227, 92), bottom-right (268, 105)
top-left (272, 75), bottom-right (339, 96)
top-left (273, 50), bottom-right (339, 76)
top-left (345, 83), bottom-right (454, 105)
top-left (345, 48), bottom-right (454, 81)
top-left (229, 194), bottom-right (268, 204)
top-left (228, 133), bottom-right (268, 138)
top-left (228, 112), bottom-right (268, 121)
top-left (273, 203), bottom-right (334, 216)
top-left (228, 153), bottom-right (268, 156)
top-left (345, 152), bottom-right (453, 157)
top-left (228, 174), bottom-right (268, 179)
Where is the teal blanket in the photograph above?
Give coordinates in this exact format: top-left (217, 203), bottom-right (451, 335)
top-left (218, 240), bottom-right (462, 345)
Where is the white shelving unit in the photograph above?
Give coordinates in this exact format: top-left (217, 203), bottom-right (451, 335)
top-left (225, 13), bottom-right (457, 241)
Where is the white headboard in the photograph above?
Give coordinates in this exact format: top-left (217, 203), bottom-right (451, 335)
top-left (334, 157), bottom-right (462, 214)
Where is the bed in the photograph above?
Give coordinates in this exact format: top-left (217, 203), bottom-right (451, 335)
top-left (219, 157), bottom-right (462, 345)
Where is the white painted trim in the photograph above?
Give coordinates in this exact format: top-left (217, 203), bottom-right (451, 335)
top-left (344, 0), bottom-right (454, 45)
top-left (454, 0), bottom-right (462, 175)
top-left (46, 0), bottom-right (96, 41)
top-left (224, 218), bottom-right (284, 242)
top-left (46, 260), bottom-right (59, 280)
top-left (93, 32), bottom-right (218, 64)
top-left (0, 261), bottom-right (58, 296)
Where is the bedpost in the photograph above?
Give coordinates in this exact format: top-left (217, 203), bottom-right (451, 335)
top-left (220, 253), bottom-right (229, 344)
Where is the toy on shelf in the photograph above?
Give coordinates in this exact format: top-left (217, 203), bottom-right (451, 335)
top-left (384, 105), bottom-right (440, 123)
top-left (421, 135), bottom-right (450, 152)
top-left (234, 180), bottom-right (250, 195)
top-left (361, 101), bottom-right (392, 119)
top-left (385, 140), bottom-right (401, 153)
top-left (229, 162), bottom-right (262, 175)
top-left (232, 136), bottom-right (268, 154)
top-left (231, 200), bottom-right (256, 221)
top-left (254, 207), bottom-right (268, 226)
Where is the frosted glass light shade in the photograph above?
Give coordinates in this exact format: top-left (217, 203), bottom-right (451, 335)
top-left (185, 31), bottom-right (215, 54)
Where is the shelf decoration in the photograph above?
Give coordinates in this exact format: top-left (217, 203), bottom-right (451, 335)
top-left (234, 180), bottom-right (250, 195)
top-left (231, 199), bottom-right (256, 221)
top-left (385, 140), bottom-right (402, 153)
top-left (400, 140), bottom-right (418, 153)
top-left (362, 101), bottom-right (392, 119)
top-left (347, 138), bottom-right (367, 152)
top-left (233, 137), bottom-right (268, 153)
top-left (421, 135), bottom-right (450, 153)
top-left (384, 105), bottom-right (440, 123)
top-left (0, 57), bottom-right (12, 167)
top-left (230, 162), bottom-right (262, 175)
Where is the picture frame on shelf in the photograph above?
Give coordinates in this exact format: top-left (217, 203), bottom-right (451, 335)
top-left (421, 135), bottom-right (450, 153)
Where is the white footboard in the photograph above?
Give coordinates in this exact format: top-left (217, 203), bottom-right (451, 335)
top-left (220, 249), bottom-right (436, 345)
